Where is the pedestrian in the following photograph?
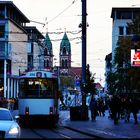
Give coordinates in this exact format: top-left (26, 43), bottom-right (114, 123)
top-left (123, 96), bottom-right (131, 123)
top-left (98, 97), bottom-right (105, 117)
top-left (0, 97), bottom-right (3, 107)
top-left (110, 94), bottom-right (121, 125)
top-left (129, 96), bottom-right (139, 124)
top-left (89, 95), bottom-right (98, 121)
top-left (9, 97), bottom-right (15, 111)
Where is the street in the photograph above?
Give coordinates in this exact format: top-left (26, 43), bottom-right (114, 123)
top-left (12, 109), bottom-right (140, 138)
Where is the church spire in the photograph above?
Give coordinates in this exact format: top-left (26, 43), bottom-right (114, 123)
top-left (59, 32), bottom-right (71, 75)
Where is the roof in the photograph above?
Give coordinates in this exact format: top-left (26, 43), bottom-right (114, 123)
top-left (24, 26), bottom-right (45, 39)
top-left (69, 67), bottom-right (82, 78)
top-left (60, 32), bottom-right (71, 53)
top-left (44, 33), bottom-right (52, 51)
top-left (111, 7), bottom-right (140, 18)
top-left (0, 1), bottom-right (30, 23)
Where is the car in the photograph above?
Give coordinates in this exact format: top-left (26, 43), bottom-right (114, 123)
top-left (0, 107), bottom-right (21, 138)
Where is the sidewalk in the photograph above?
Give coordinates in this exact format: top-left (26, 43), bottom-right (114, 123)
top-left (59, 110), bottom-right (140, 138)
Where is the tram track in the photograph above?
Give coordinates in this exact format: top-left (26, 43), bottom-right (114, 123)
top-left (21, 125), bottom-right (97, 139)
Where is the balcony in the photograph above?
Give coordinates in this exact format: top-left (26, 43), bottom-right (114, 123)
top-left (0, 42), bottom-right (11, 59)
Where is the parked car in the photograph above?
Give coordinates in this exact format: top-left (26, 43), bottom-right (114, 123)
top-left (0, 108), bottom-right (21, 138)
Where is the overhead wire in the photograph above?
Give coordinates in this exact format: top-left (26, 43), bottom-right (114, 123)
top-left (43, 0), bottom-right (79, 27)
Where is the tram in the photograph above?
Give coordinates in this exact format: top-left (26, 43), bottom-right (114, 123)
top-left (18, 70), bottom-right (59, 127)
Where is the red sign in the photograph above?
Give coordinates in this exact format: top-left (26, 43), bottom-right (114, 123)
top-left (131, 49), bottom-right (140, 66)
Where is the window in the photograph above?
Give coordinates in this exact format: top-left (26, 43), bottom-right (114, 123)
top-left (44, 48), bottom-right (48, 55)
top-left (62, 47), bottom-right (66, 55)
top-left (19, 78), bottom-right (56, 98)
top-left (62, 60), bottom-right (64, 67)
top-left (119, 26), bottom-right (124, 35)
top-left (44, 59), bottom-right (49, 68)
top-left (65, 60), bottom-right (68, 67)
top-left (126, 27), bottom-right (131, 35)
top-left (117, 11), bottom-right (132, 19)
top-left (0, 6), bottom-right (5, 19)
top-left (0, 25), bottom-right (5, 38)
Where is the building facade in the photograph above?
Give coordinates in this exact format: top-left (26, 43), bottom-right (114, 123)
top-left (111, 7), bottom-right (140, 70)
top-left (24, 26), bottom-right (45, 72)
top-left (0, 1), bottom-right (46, 98)
top-left (0, 1), bottom-right (30, 98)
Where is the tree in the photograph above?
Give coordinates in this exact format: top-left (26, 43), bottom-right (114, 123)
top-left (59, 76), bottom-right (74, 90)
top-left (81, 64), bottom-right (96, 96)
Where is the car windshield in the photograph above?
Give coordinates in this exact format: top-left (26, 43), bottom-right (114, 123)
top-left (0, 110), bottom-right (13, 121)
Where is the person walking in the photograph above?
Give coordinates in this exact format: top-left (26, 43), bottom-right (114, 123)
top-left (89, 95), bottom-right (98, 121)
top-left (9, 97), bottom-right (15, 111)
top-left (129, 96), bottom-right (139, 124)
top-left (110, 94), bottom-right (121, 125)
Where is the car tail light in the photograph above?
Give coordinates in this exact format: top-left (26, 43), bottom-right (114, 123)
top-left (25, 106), bottom-right (29, 115)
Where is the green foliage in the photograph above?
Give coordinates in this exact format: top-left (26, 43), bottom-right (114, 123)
top-left (59, 76), bottom-right (74, 90)
top-left (84, 64), bottom-right (96, 95)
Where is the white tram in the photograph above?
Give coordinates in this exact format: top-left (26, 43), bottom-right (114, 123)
top-left (18, 71), bottom-right (59, 127)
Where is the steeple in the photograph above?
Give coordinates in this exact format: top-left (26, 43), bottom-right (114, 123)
top-left (43, 33), bottom-right (53, 71)
top-left (60, 32), bottom-right (71, 54)
top-left (44, 33), bottom-right (53, 55)
top-left (59, 32), bottom-right (71, 75)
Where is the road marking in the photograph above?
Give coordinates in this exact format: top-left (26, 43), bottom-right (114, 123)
top-left (59, 134), bottom-right (71, 139)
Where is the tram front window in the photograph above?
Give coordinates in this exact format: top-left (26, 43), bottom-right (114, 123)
top-left (19, 79), bottom-right (55, 98)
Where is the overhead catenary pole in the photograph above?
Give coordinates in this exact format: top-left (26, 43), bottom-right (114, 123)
top-left (81, 0), bottom-right (88, 120)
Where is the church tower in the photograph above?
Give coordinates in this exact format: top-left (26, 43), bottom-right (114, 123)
top-left (59, 32), bottom-right (71, 75)
top-left (43, 33), bottom-right (53, 71)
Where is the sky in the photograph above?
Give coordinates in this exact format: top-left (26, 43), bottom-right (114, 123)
top-left (11, 0), bottom-right (140, 86)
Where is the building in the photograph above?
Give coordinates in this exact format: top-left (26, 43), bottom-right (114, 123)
top-left (59, 32), bottom-right (71, 75)
top-left (111, 7), bottom-right (140, 70)
top-left (43, 32), bottom-right (82, 90)
top-left (105, 7), bottom-right (140, 95)
top-left (43, 32), bottom-right (53, 71)
top-left (24, 26), bottom-right (45, 72)
top-left (0, 1), bottom-right (30, 98)
top-left (0, 1), bottom-right (46, 98)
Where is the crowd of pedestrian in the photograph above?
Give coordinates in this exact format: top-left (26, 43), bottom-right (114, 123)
top-left (0, 97), bottom-right (18, 111)
top-left (89, 94), bottom-right (140, 125)
top-left (89, 96), bottom-right (106, 121)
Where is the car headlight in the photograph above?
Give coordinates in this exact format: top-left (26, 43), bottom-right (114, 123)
top-left (8, 127), bottom-right (19, 134)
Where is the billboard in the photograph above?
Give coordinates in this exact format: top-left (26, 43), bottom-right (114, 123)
top-left (131, 49), bottom-right (140, 66)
